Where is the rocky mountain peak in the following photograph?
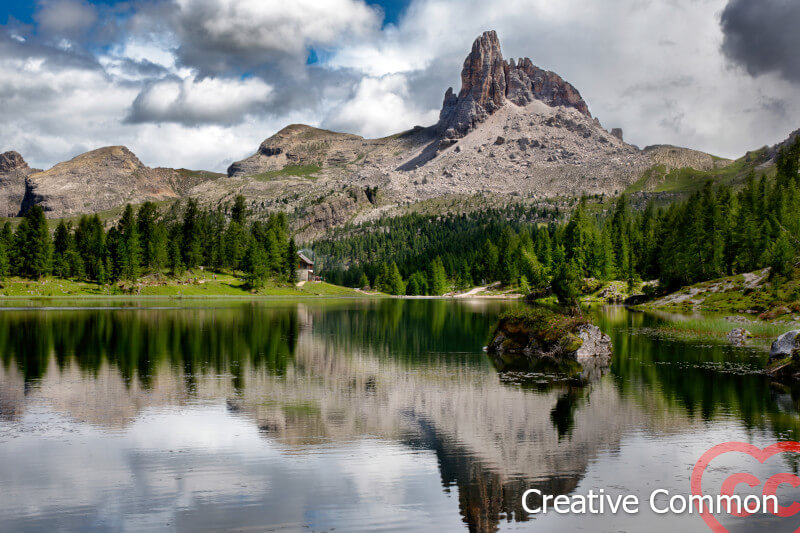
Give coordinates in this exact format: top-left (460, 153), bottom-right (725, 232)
top-left (0, 151), bottom-right (29, 173)
top-left (438, 30), bottom-right (591, 139)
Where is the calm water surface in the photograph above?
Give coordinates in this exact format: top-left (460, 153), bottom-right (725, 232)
top-left (0, 299), bottom-right (798, 532)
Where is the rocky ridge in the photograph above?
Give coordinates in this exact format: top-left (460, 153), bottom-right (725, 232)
top-left (9, 147), bottom-right (222, 219)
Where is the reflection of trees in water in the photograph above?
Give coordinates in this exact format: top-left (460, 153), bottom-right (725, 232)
top-left (308, 299), bottom-right (508, 365)
top-left (0, 306), bottom-right (299, 388)
top-left (590, 307), bottom-right (800, 440)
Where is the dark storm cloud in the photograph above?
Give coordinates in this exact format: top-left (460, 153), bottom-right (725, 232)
top-left (720, 0), bottom-right (800, 83)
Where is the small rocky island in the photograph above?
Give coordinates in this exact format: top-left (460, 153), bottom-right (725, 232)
top-left (487, 307), bottom-right (612, 380)
top-left (767, 330), bottom-right (800, 381)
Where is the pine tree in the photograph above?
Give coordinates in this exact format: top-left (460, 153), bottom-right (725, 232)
top-left (598, 225), bottom-right (616, 281)
top-left (358, 272), bottom-right (370, 289)
top-left (204, 208), bottom-right (226, 271)
top-left (231, 195), bottom-right (248, 226)
top-left (224, 221), bottom-right (246, 272)
top-left (182, 199), bottom-right (202, 269)
top-left (285, 238), bottom-right (298, 282)
top-left (387, 262), bottom-right (405, 295)
top-left (768, 232), bottom-right (796, 279)
top-left (75, 215), bottom-right (105, 281)
top-left (265, 231), bottom-right (282, 274)
top-left (375, 263), bottom-right (390, 292)
top-left (15, 205), bottom-right (51, 279)
top-left (0, 239), bottom-right (8, 280)
top-left (244, 240), bottom-right (269, 290)
top-left (479, 239), bottom-right (499, 283)
top-left (535, 229), bottom-right (553, 272)
top-left (53, 221), bottom-right (72, 278)
top-left (519, 275), bottom-right (531, 295)
top-left (105, 227), bottom-right (122, 281)
top-left (457, 259), bottom-right (473, 289)
top-left (169, 237), bottom-right (185, 277)
top-left (428, 256), bottom-right (448, 295)
top-left (118, 204), bottom-right (141, 281)
top-left (151, 224), bottom-right (169, 274)
top-left (136, 202), bottom-right (158, 270)
top-left (552, 259), bottom-right (580, 310)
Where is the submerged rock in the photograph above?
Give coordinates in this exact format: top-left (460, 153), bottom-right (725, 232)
top-left (727, 328), bottom-right (752, 346)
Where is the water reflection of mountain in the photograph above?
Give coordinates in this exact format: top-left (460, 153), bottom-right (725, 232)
top-left (0, 301), bottom-right (796, 532)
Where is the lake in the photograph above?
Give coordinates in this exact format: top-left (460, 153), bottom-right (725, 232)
top-left (0, 299), bottom-right (798, 532)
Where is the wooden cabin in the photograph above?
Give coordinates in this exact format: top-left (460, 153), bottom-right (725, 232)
top-left (296, 252), bottom-right (314, 282)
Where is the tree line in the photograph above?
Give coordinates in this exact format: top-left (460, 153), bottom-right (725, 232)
top-left (315, 137), bottom-right (800, 299)
top-left (0, 195), bottom-right (297, 289)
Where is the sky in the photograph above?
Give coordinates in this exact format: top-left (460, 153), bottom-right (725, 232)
top-left (1, 0), bottom-right (799, 172)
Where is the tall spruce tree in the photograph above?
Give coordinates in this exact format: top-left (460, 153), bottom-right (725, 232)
top-left (15, 205), bottom-right (51, 279)
top-left (428, 257), bottom-right (448, 295)
top-left (181, 199), bottom-right (202, 269)
top-left (118, 204), bottom-right (141, 281)
top-left (136, 202), bottom-right (158, 270)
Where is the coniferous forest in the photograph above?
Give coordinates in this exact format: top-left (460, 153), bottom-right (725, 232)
top-left (0, 195), bottom-right (297, 289)
top-left (316, 138), bottom-right (800, 299)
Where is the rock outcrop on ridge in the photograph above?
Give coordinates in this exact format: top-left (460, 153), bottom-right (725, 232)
top-left (0, 151), bottom-right (37, 217)
top-left (438, 30), bottom-right (591, 139)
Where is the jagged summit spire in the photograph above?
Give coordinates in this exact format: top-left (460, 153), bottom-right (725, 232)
top-left (438, 30), bottom-right (590, 139)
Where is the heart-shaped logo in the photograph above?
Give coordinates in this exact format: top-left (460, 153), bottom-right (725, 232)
top-left (691, 441), bottom-right (800, 532)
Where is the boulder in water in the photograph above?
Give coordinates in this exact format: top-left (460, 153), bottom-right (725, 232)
top-left (770, 330), bottom-right (799, 361)
top-left (727, 328), bottom-right (752, 346)
top-left (767, 330), bottom-right (800, 381)
top-left (487, 307), bottom-right (612, 363)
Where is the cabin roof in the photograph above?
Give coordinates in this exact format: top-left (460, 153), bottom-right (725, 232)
top-left (297, 252), bottom-right (314, 265)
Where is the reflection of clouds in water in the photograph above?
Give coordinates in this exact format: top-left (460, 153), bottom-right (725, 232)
top-left (0, 404), bottom-right (464, 532)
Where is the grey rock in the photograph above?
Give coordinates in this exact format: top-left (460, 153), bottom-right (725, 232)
top-left (770, 330), bottom-right (800, 360)
top-left (727, 328), bottom-right (752, 346)
top-left (575, 324), bottom-right (613, 362)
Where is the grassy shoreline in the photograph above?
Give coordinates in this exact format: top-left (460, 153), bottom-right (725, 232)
top-left (0, 274), bottom-right (369, 299)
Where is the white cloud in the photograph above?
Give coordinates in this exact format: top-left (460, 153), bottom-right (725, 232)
top-left (128, 76), bottom-right (274, 126)
top-left (324, 74), bottom-right (438, 138)
top-left (0, 44), bottom-right (299, 172)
